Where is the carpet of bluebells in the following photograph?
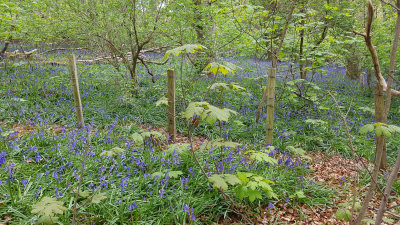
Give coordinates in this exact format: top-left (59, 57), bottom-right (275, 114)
top-left (0, 51), bottom-right (399, 224)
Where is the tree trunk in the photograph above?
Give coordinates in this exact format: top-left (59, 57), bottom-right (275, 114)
top-left (299, 6), bottom-right (306, 79)
top-left (353, 84), bottom-right (386, 225)
top-left (266, 58), bottom-right (278, 144)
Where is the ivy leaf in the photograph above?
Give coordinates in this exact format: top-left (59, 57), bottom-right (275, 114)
top-left (335, 208), bottom-right (352, 221)
top-left (359, 124), bottom-right (374, 134)
top-left (31, 197), bottom-right (67, 217)
top-left (91, 192), bottom-right (107, 204)
top-left (164, 44), bottom-right (205, 59)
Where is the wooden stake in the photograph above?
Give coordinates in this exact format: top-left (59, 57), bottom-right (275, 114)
top-left (68, 54), bottom-right (85, 128)
top-left (167, 69), bottom-right (176, 142)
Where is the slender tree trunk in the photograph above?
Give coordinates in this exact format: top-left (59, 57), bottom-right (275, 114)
top-left (299, 6), bottom-right (306, 79)
top-left (353, 84), bottom-right (386, 225)
top-left (266, 58), bottom-right (277, 144)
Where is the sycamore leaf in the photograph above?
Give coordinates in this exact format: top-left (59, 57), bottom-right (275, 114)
top-left (209, 82), bottom-right (230, 91)
top-left (223, 174), bottom-right (241, 186)
top-left (79, 190), bottom-right (91, 198)
top-left (247, 189), bottom-right (262, 202)
top-left (388, 125), bottom-right (400, 134)
top-left (286, 146), bottom-right (311, 160)
top-left (151, 171), bottom-right (164, 179)
top-left (305, 119), bottom-right (327, 125)
top-left (168, 170), bottom-right (183, 178)
top-left (358, 106), bottom-right (375, 115)
top-left (205, 62), bottom-right (234, 75)
top-left (209, 174), bottom-right (229, 190)
top-left (208, 174), bottom-right (241, 190)
top-left (131, 132), bottom-right (144, 143)
top-left (31, 197), bottom-right (66, 217)
top-left (165, 144), bottom-right (190, 155)
top-left (336, 208), bottom-right (352, 221)
top-left (37, 215), bottom-right (59, 225)
top-left (141, 131), bottom-right (164, 139)
top-left (100, 147), bottom-right (125, 157)
top-left (152, 170), bottom-right (183, 179)
top-left (248, 151), bottom-right (278, 165)
top-left (359, 124), bottom-right (374, 134)
top-left (155, 97), bottom-right (168, 107)
top-left (91, 192), bottom-right (107, 204)
top-left (164, 44), bottom-right (205, 59)
top-left (199, 138), bottom-right (240, 151)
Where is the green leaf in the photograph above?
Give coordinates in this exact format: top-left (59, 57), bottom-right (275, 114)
top-left (37, 215), bottom-right (59, 225)
top-left (382, 217), bottom-right (394, 224)
top-left (247, 189), bottom-right (262, 202)
top-left (31, 197), bottom-right (67, 217)
top-left (155, 96), bottom-right (168, 107)
top-left (165, 144), bottom-right (190, 155)
top-left (91, 192), bottom-right (107, 204)
top-left (79, 190), bottom-right (91, 198)
top-left (131, 132), bottom-right (144, 143)
top-left (248, 151), bottom-right (278, 165)
top-left (375, 126), bottom-right (384, 137)
top-left (293, 191), bottom-right (306, 199)
top-left (168, 170), bottom-right (183, 178)
top-left (164, 44), bottom-right (205, 59)
top-left (305, 119), bottom-right (327, 125)
top-left (359, 124), bottom-right (374, 134)
top-left (335, 209), bottom-right (352, 221)
top-left (208, 174), bottom-right (241, 190)
top-left (223, 174), bottom-right (241, 186)
top-left (100, 147), bottom-right (125, 157)
top-left (209, 174), bottom-right (228, 190)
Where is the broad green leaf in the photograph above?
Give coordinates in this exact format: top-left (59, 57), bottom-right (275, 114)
top-left (31, 197), bottom-right (67, 217)
top-left (131, 132), bottom-right (144, 143)
top-left (91, 192), bottom-right (107, 204)
top-left (37, 215), bottom-right (59, 225)
top-left (208, 174), bottom-right (228, 190)
top-left (155, 97), bottom-right (168, 107)
top-left (248, 152), bottom-right (278, 164)
top-left (208, 174), bottom-right (241, 190)
top-left (164, 44), bottom-right (205, 59)
top-left (168, 170), bottom-right (183, 178)
top-left (223, 174), bottom-right (241, 186)
top-left (79, 190), bottom-right (91, 198)
top-left (165, 144), bottom-right (190, 155)
top-left (247, 189), bottom-right (262, 202)
top-left (359, 124), bottom-right (374, 134)
top-left (335, 209), bottom-right (352, 221)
